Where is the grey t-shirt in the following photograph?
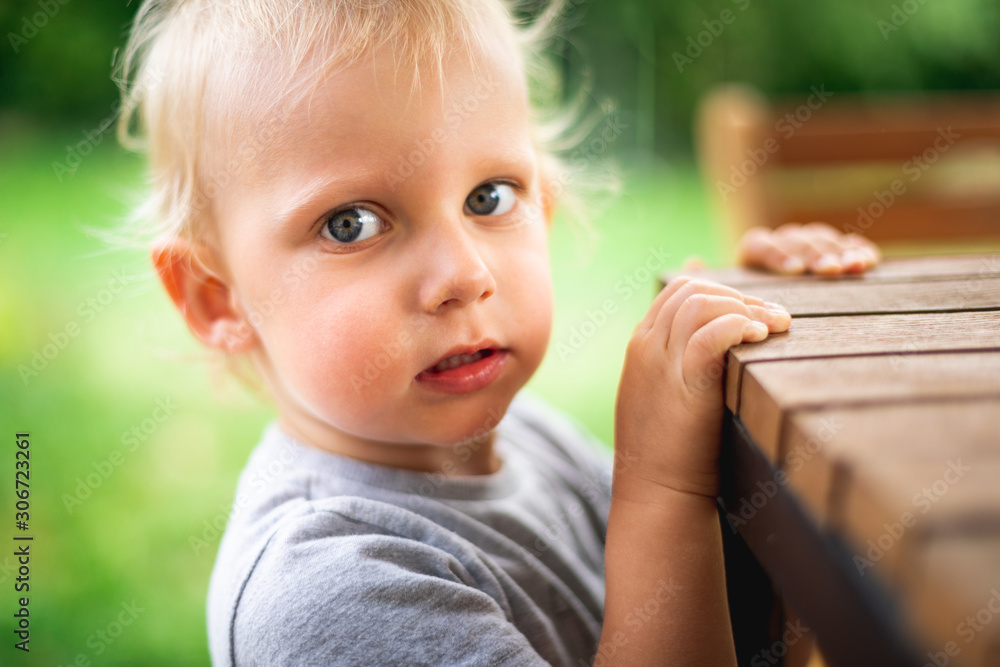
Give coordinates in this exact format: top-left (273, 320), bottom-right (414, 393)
top-left (207, 393), bottom-right (612, 666)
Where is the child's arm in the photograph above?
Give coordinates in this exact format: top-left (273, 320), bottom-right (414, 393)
top-left (737, 222), bottom-right (881, 275)
top-left (596, 277), bottom-right (791, 665)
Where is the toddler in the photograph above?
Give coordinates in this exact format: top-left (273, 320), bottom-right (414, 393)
top-left (117, 0), bottom-right (879, 664)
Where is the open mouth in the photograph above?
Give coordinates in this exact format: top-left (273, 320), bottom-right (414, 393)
top-left (415, 346), bottom-right (508, 395)
top-left (425, 349), bottom-right (494, 374)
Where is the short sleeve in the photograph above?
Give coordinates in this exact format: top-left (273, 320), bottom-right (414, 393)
top-left (229, 505), bottom-right (553, 667)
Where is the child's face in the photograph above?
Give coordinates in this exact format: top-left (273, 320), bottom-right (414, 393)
top-left (209, 34), bottom-right (553, 468)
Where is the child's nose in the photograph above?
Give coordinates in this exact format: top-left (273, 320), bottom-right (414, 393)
top-left (417, 223), bottom-right (497, 313)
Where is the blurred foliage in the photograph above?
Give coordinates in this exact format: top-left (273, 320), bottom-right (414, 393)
top-left (3, 0), bottom-right (999, 663)
top-left (564, 0), bottom-right (1000, 153)
top-left (0, 0), bottom-right (136, 123)
top-left (4, 0), bottom-right (1000, 155)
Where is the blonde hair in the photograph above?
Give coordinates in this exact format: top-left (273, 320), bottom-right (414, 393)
top-left (115, 0), bottom-right (605, 248)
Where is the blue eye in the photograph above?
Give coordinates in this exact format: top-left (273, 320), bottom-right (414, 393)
top-left (321, 208), bottom-right (383, 244)
top-left (465, 183), bottom-right (516, 216)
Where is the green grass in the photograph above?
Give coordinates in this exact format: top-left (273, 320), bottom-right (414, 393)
top-left (533, 159), bottom-right (726, 444)
top-left (0, 125), bottom-right (724, 664)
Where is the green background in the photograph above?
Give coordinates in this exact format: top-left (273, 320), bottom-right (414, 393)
top-left (2, 0), bottom-right (997, 663)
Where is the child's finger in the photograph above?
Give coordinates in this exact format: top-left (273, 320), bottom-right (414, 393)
top-left (741, 222), bottom-right (882, 276)
top-left (814, 236), bottom-right (879, 273)
top-left (650, 281), bottom-right (765, 345)
top-left (634, 276), bottom-right (697, 337)
top-left (788, 223), bottom-right (884, 274)
top-left (637, 276), bottom-right (757, 339)
top-left (798, 222), bottom-right (841, 240)
top-left (679, 313), bottom-right (764, 391)
top-left (747, 303), bottom-right (792, 333)
top-left (681, 256), bottom-right (707, 272)
top-left (665, 295), bottom-right (787, 367)
top-left (774, 227), bottom-right (847, 274)
top-left (838, 234), bottom-right (881, 273)
top-left (843, 232), bottom-right (879, 254)
top-left (738, 227), bottom-right (806, 275)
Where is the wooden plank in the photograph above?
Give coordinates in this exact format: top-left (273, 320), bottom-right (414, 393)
top-left (736, 371), bottom-right (786, 462)
top-left (725, 310), bottom-right (1000, 412)
top-left (721, 420), bottom-right (932, 667)
top-left (773, 200), bottom-right (1000, 244)
top-left (838, 458), bottom-right (1000, 578)
top-left (661, 253), bottom-right (1000, 290)
top-left (768, 396), bottom-right (1000, 663)
top-left (781, 399), bottom-right (1000, 539)
top-left (901, 537), bottom-right (1000, 667)
top-left (738, 352), bottom-right (1000, 460)
top-left (713, 254), bottom-right (1000, 663)
top-left (741, 278), bottom-right (1000, 317)
top-left (767, 94), bottom-right (1000, 165)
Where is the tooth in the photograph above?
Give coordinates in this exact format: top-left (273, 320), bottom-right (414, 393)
top-left (431, 351), bottom-right (488, 373)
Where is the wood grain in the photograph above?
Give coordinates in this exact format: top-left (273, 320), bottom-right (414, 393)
top-left (725, 310), bottom-right (1000, 411)
top-left (661, 253), bottom-right (1000, 290)
top-left (737, 278), bottom-right (1000, 316)
top-left (738, 352), bottom-right (1000, 460)
top-left (781, 399), bottom-right (1000, 537)
top-left (838, 458), bottom-right (1000, 579)
top-left (902, 537), bottom-right (1000, 667)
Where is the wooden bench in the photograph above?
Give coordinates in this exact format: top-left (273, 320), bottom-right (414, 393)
top-left (666, 253), bottom-right (1000, 666)
top-left (696, 85), bottom-right (1000, 251)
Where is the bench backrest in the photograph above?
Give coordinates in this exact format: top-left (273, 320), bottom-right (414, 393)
top-left (696, 84), bottom-right (1000, 248)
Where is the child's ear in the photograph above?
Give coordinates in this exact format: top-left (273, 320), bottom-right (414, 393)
top-left (151, 241), bottom-right (258, 353)
top-left (540, 179), bottom-right (556, 228)
top-left (542, 191), bottom-right (556, 228)
top-left (536, 158), bottom-right (558, 228)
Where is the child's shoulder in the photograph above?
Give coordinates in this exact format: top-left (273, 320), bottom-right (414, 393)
top-left (213, 497), bottom-right (546, 666)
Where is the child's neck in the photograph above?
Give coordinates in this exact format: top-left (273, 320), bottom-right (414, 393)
top-left (277, 414), bottom-right (503, 476)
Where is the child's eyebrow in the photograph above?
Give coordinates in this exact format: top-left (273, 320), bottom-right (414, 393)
top-left (469, 147), bottom-right (538, 179)
top-left (272, 171), bottom-right (372, 229)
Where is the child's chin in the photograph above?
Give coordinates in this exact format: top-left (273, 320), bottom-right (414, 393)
top-left (434, 405), bottom-right (510, 448)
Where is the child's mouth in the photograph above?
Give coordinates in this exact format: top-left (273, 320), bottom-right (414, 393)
top-left (416, 346), bottom-right (508, 395)
top-left (426, 349), bottom-right (493, 373)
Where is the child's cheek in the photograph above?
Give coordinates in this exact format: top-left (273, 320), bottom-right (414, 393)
top-left (270, 289), bottom-right (407, 421)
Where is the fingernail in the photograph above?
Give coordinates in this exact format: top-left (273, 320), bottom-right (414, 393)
top-left (841, 249), bottom-right (863, 266)
top-left (782, 257), bottom-right (805, 274)
top-left (815, 254), bottom-right (841, 272)
top-left (764, 301), bottom-right (788, 312)
top-left (744, 320), bottom-right (769, 338)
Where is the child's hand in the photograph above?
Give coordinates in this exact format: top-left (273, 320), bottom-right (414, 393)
top-left (614, 277), bottom-right (790, 500)
top-left (737, 222), bottom-right (880, 276)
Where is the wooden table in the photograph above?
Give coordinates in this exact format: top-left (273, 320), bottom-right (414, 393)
top-left (669, 254), bottom-right (1000, 667)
